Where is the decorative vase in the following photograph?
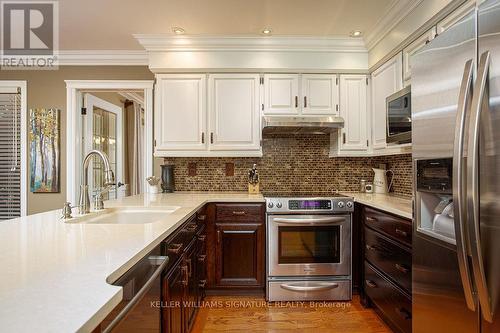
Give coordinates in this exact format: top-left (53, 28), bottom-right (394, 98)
top-left (161, 165), bottom-right (175, 193)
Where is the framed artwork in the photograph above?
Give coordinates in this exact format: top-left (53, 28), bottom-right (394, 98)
top-left (30, 108), bottom-right (60, 193)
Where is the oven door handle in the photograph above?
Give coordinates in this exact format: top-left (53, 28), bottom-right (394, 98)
top-left (273, 217), bottom-right (346, 225)
top-left (280, 282), bottom-right (339, 292)
top-left (102, 255), bottom-right (169, 333)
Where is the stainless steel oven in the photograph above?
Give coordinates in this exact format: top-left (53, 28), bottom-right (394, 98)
top-left (265, 195), bottom-right (353, 301)
top-left (268, 214), bottom-right (351, 277)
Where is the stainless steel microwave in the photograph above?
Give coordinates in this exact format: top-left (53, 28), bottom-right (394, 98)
top-left (386, 85), bottom-right (412, 144)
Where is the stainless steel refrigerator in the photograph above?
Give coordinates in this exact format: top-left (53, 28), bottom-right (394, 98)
top-left (412, 0), bottom-right (500, 332)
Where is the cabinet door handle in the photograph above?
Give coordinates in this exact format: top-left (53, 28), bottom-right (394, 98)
top-left (395, 228), bottom-right (408, 237)
top-left (395, 263), bottom-right (410, 274)
top-left (181, 265), bottom-right (189, 286)
top-left (185, 258), bottom-right (192, 277)
top-left (167, 243), bottom-right (183, 254)
top-left (304, 96), bottom-right (307, 108)
top-left (217, 230), bottom-right (221, 244)
top-left (295, 96), bottom-right (298, 108)
top-left (342, 132), bottom-right (346, 144)
top-left (197, 234), bottom-right (206, 242)
top-left (210, 132), bottom-right (214, 144)
top-left (198, 254), bottom-right (206, 263)
top-left (201, 132), bottom-right (205, 144)
top-left (395, 307), bottom-right (412, 320)
top-left (199, 279), bottom-right (207, 288)
top-left (197, 214), bottom-right (206, 221)
top-left (365, 280), bottom-right (377, 288)
top-left (365, 216), bottom-right (377, 223)
top-left (232, 211), bottom-right (246, 216)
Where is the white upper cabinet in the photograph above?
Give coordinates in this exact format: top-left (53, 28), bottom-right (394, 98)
top-left (371, 53), bottom-right (403, 150)
top-left (263, 74), bottom-right (339, 116)
top-left (208, 74), bottom-right (261, 151)
top-left (436, 0), bottom-right (475, 35)
top-left (339, 75), bottom-right (368, 151)
top-left (402, 27), bottom-right (436, 85)
top-left (155, 74), bottom-right (207, 153)
top-left (302, 74), bottom-right (339, 115)
top-left (263, 74), bottom-right (299, 115)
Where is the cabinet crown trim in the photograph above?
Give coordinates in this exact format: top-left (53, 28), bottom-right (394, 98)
top-left (134, 35), bottom-right (366, 53)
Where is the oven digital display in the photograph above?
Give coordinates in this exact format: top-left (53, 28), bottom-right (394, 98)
top-left (288, 200), bottom-right (331, 210)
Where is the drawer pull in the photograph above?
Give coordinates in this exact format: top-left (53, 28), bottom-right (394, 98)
top-left (167, 243), bottom-right (183, 254)
top-left (197, 214), bottom-right (206, 221)
top-left (365, 280), bottom-right (377, 288)
top-left (197, 234), bottom-right (206, 242)
top-left (199, 279), bottom-right (207, 288)
top-left (366, 216), bottom-right (377, 223)
top-left (186, 224), bottom-right (197, 232)
top-left (365, 244), bottom-right (377, 251)
top-left (395, 263), bottom-right (410, 274)
top-left (395, 307), bottom-right (412, 320)
top-left (198, 254), bottom-right (207, 263)
top-left (395, 228), bottom-right (409, 237)
top-left (232, 211), bottom-right (246, 216)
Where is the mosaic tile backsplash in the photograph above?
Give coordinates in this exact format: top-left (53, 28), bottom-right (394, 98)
top-left (164, 135), bottom-right (413, 197)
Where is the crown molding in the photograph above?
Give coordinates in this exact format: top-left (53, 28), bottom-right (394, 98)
top-left (133, 35), bottom-right (367, 53)
top-left (56, 50), bottom-right (148, 65)
top-left (364, 0), bottom-right (425, 51)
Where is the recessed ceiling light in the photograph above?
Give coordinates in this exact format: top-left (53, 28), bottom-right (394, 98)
top-left (261, 28), bottom-right (272, 35)
top-left (350, 30), bottom-right (363, 37)
top-left (172, 27), bottom-right (185, 35)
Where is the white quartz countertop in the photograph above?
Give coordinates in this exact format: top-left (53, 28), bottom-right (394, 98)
top-left (0, 192), bottom-right (264, 333)
top-left (340, 192), bottom-right (413, 220)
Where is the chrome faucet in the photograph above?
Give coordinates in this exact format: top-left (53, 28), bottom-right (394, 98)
top-left (78, 150), bottom-right (115, 214)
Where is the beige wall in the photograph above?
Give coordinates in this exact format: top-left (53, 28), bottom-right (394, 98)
top-left (368, 0), bottom-right (454, 68)
top-left (1, 66), bottom-right (157, 215)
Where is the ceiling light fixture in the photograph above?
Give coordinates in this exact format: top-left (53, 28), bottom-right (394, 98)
top-left (350, 30), bottom-right (363, 37)
top-left (172, 27), bottom-right (185, 35)
top-left (261, 28), bottom-right (272, 35)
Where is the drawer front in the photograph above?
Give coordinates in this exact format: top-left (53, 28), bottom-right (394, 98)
top-left (365, 227), bottom-right (411, 292)
top-left (364, 207), bottom-right (412, 247)
top-left (215, 203), bottom-right (264, 222)
top-left (364, 262), bottom-right (412, 333)
top-left (267, 279), bottom-right (351, 302)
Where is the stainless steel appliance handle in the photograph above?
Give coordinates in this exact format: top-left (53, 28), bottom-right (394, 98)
top-left (273, 216), bottom-right (346, 225)
top-left (467, 50), bottom-right (493, 323)
top-left (280, 283), bottom-right (339, 292)
top-left (452, 58), bottom-right (476, 311)
top-left (102, 255), bottom-right (169, 333)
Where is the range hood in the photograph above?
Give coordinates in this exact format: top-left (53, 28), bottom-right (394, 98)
top-left (262, 116), bottom-right (344, 135)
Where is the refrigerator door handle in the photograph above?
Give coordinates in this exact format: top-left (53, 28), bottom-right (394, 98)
top-left (452, 59), bottom-right (476, 312)
top-left (467, 50), bottom-right (494, 323)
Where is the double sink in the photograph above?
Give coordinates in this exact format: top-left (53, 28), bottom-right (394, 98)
top-left (66, 206), bottom-right (180, 224)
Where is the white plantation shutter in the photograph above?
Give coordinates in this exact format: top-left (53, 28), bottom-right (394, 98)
top-left (0, 88), bottom-right (21, 221)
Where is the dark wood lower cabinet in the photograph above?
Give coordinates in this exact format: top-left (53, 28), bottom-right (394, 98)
top-left (215, 222), bottom-right (264, 287)
top-left (360, 205), bottom-right (412, 333)
top-left (162, 261), bottom-right (185, 333)
top-left (162, 210), bottom-right (207, 333)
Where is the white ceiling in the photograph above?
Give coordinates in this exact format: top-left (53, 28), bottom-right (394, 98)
top-left (59, 0), bottom-right (396, 50)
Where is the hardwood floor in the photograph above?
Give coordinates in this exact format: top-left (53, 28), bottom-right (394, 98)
top-left (192, 295), bottom-right (391, 332)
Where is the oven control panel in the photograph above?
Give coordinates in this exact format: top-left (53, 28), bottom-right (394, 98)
top-left (266, 197), bottom-right (354, 213)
